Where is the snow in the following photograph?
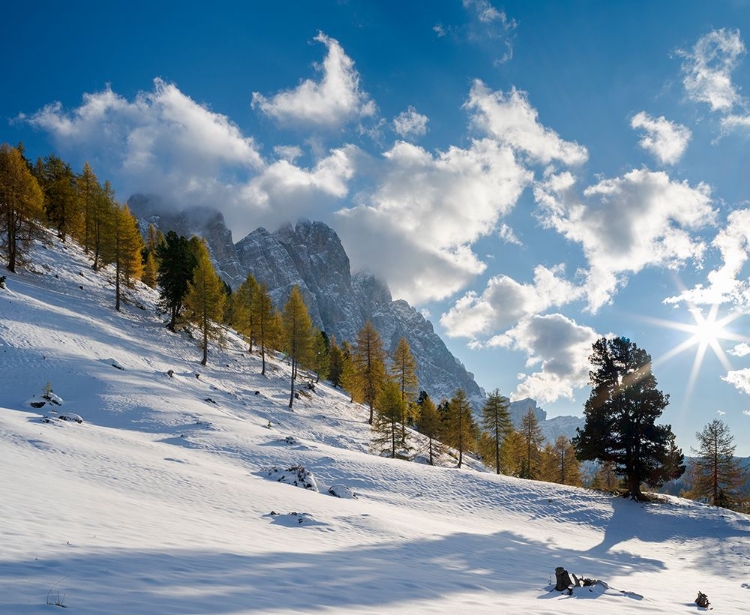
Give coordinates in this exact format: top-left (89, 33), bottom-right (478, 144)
top-left (1, 234), bottom-right (749, 614)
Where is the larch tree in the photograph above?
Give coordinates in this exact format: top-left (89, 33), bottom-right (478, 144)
top-left (519, 409), bottom-right (545, 479)
top-left (156, 231), bottom-right (198, 332)
top-left (282, 286), bottom-right (313, 409)
top-left (573, 336), bottom-right (681, 501)
top-left (352, 320), bottom-right (388, 425)
top-left (690, 419), bottom-right (748, 509)
top-left (77, 162), bottom-right (100, 254)
top-left (541, 436), bottom-right (583, 486)
top-left (481, 389), bottom-right (513, 475)
top-left (233, 273), bottom-right (259, 351)
top-left (443, 388), bottom-right (475, 469)
top-left (416, 393), bottom-right (442, 465)
top-left (35, 153), bottom-right (81, 242)
top-left (90, 180), bottom-right (115, 271)
top-left (312, 329), bottom-right (330, 383)
top-left (251, 281), bottom-right (279, 376)
top-left (0, 144), bottom-right (45, 273)
top-left (328, 335), bottom-right (344, 387)
top-left (372, 380), bottom-right (406, 459)
top-left (101, 203), bottom-right (144, 311)
top-left (183, 240), bottom-right (226, 366)
top-left (390, 336), bottom-right (419, 445)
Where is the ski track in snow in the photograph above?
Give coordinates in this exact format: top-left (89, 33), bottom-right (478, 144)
top-left (1, 234), bottom-right (749, 614)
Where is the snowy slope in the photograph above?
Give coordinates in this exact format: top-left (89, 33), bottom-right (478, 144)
top-left (1, 235), bottom-right (749, 614)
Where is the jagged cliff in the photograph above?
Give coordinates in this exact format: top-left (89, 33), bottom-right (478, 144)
top-left (128, 198), bottom-right (483, 404)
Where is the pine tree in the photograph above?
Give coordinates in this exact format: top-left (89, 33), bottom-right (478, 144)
top-left (416, 393), bottom-right (442, 465)
top-left (35, 153), bottom-right (81, 242)
top-left (328, 335), bottom-right (344, 387)
top-left (443, 389), bottom-right (475, 469)
top-left (183, 241), bottom-right (226, 366)
top-left (282, 286), bottom-right (313, 408)
top-left (390, 336), bottom-right (419, 445)
top-left (573, 336), bottom-right (681, 501)
top-left (481, 389), bottom-right (512, 475)
top-left (372, 380), bottom-right (406, 459)
top-left (690, 419), bottom-right (748, 509)
top-left (519, 409), bottom-right (545, 479)
top-left (0, 144), bottom-right (45, 273)
top-left (351, 320), bottom-right (388, 424)
top-left (251, 281), bottom-right (279, 376)
top-left (156, 231), bottom-right (198, 332)
top-left (101, 203), bottom-right (144, 311)
top-left (312, 329), bottom-right (330, 383)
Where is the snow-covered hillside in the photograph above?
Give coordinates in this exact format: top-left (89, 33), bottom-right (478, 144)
top-left (1, 236), bottom-right (749, 614)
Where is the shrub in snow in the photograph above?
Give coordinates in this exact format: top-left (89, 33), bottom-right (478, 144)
top-left (0, 275), bottom-right (6, 288)
top-left (328, 484), bottom-right (357, 499)
top-left (283, 436), bottom-right (298, 445)
top-left (264, 465), bottom-right (319, 491)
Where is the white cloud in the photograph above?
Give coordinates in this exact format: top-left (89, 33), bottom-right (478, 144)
top-left (717, 410), bottom-right (726, 415)
top-left (680, 28), bottom-right (746, 112)
top-left (498, 223), bottom-right (521, 245)
top-left (721, 113), bottom-right (750, 132)
top-left (729, 343), bottom-right (750, 357)
top-left (631, 112), bottom-right (691, 165)
top-left (487, 314), bottom-right (599, 404)
top-left (465, 80), bottom-right (588, 166)
top-left (273, 145), bottom-right (304, 163)
top-left (536, 169), bottom-right (717, 311)
top-left (251, 32), bottom-right (375, 128)
top-left (462, 0), bottom-right (517, 64)
top-left (664, 207), bottom-right (750, 308)
top-left (440, 264), bottom-right (583, 339)
top-left (723, 368), bottom-right (750, 395)
top-left (393, 106), bottom-right (429, 139)
top-left (336, 138), bottom-right (532, 303)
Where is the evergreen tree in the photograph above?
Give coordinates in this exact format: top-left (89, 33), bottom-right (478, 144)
top-left (519, 409), bottom-right (545, 479)
top-left (690, 419), bottom-right (748, 509)
top-left (372, 380), bottom-right (406, 459)
top-left (251, 281), bottom-right (279, 376)
top-left (647, 432), bottom-right (686, 489)
top-left (233, 273), bottom-right (259, 351)
top-left (35, 153), bottom-right (81, 242)
top-left (90, 180), bottom-right (115, 271)
top-left (101, 203), bottom-right (144, 311)
top-left (328, 335), bottom-right (344, 387)
top-left (415, 393), bottom-right (442, 465)
top-left (77, 162), bottom-right (100, 254)
top-left (390, 336), bottom-right (419, 444)
top-left (573, 336), bottom-right (681, 501)
top-left (481, 389), bottom-right (512, 475)
top-left (312, 329), bottom-right (330, 383)
top-left (282, 286), bottom-right (313, 409)
top-left (0, 144), bottom-right (45, 273)
top-left (351, 320), bottom-right (388, 424)
top-left (443, 389), bottom-right (475, 469)
top-left (340, 339), bottom-right (357, 401)
top-left (156, 231), bottom-right (198, 332)
top-left (183, 241), bottom-right (225, 366)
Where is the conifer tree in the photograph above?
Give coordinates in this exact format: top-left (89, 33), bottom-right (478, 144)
top-left (35, 153), bottom-right (81, 242)
top-left (340, 339), bottom-right (357, 401)
top-left (590, 461), bottom-right (619, 491)
top-left (141, 250), bottom-right (158, 288)
top-left (183, 241), bottom-right (225, 366)
top-left (574, 336), bottom-right (681, 500)
top-left (156, 231), bottom-right (198, 332)
top-left (391, 336), bottom-right (419, 444)
top-left (0, 144), bottom-right (45, 273)
top-left (282, 286), bottom-right (313, 408)
top-left (101, 203), bottom-right (144, 311)
top-left (251, 281), bottom-right (279, 376)
top-left (312, 329), bottom-right (330, 383)
top-left (352, 320), bottom-right (388, 424)
top-left (90, 180), bottom-right (115, 271)
top-left (690, 419), bottom-right (748, 509)
top-left (499, 429), bottom-right (524, 476)
top-left (481, 390), bottom-right (512, 475)
top-left (372, 380), bottom-right (406, 459)
top-left (77, 162), bottom-right (100, 253)
top-left (233, 273), bottom-right (259, 351)
top-left (443, 389), bottom-right (475, 469)
top-left (416, 393), bottom-right (442, 465)
top-left (519, 409), bottom-right (545, 479)
top-left (328, 335), bottom-right (344, 387)
top-left (540, 436), bottom-right (582, 486)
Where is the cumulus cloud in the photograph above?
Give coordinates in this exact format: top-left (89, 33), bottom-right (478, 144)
top-left (729, 343), bottom-right (750, 358)
top-left (440, 264), bottom-right (583, 339)
top-left (465, 80), bottom-right (588, 166)
top-left (723, 368), bottom-right (750, 395)
top-left (631, 112), bottom-right (691, 165)
top-left (23, 80), bottom-right (359, 240)
top-left (664, 207), bottom-right (750, 308)
top-left (393, 106), bottom-right (429, 139)
top-left (336, 138), bottom-right (532, 303)
top-left (487, 314), bottom-right (599, 403)
top-left (536, 168), bottom-right (717, 311)
top-left (251, 32), bottom-right (375, 128)
top-left (680, 28), bottom-right (746, 112)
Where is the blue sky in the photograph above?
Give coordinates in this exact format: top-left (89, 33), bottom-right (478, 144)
top-left (3, 1), bottom-right (750, 454)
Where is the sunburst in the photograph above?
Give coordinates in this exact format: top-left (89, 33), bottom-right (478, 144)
top-left (648, 303), bottom-right (748, 397)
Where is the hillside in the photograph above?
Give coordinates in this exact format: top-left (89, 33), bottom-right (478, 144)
top-left (1, 235), bottom-right (749, 614)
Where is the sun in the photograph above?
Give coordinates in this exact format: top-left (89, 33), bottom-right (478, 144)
top-left (649, 303), bottom-right (747, 396)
